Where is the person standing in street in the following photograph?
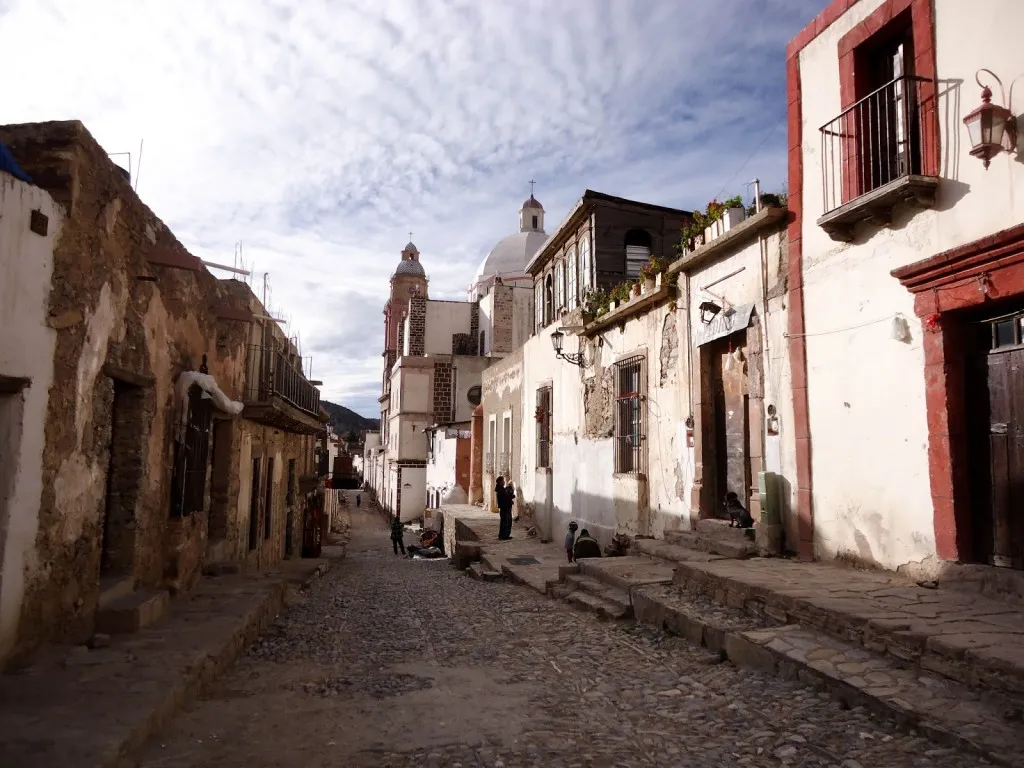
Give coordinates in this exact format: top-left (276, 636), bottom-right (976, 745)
top-left (495, 476), bottom-right (515, 540)
top-left (356, 494), bottom-right (361, 508)
top-left (390, 514), bottom-right (406, 555)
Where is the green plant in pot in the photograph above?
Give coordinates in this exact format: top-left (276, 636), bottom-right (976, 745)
top-left (582, 288), bottom-right (610, 320)
top-left (608, 281), bottom-right (631, 307)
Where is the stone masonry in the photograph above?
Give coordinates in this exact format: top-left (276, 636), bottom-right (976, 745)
top-left (432, 360), bottom-right (454, 424)
top-left (407, 298), bottom-right (426, 357)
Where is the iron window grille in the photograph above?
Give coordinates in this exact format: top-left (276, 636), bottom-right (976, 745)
top-left (614, 355), bottom-right (646, 475)
top-left (536, 385), bottom-right (552, 469)
top-left (170, 383), bottom-right (213, 517)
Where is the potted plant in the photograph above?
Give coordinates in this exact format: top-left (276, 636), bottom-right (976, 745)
top-left (609, 281), bottom-right (631, 310)
top-left (638, 256), bottom-right (670, 292)
top-left (582, 288), bottom-right (610, 321)
top-left (721, 194), bottom-right (746, 231)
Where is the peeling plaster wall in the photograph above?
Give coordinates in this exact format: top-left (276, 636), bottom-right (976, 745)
top-left (0, 121), bottom-right (257, 659)
top-left (794, 0), bottom-right (1024, 570)
top-left (503, 301), bottom-right (691, 549)
top-left (682, 227), bottom-right (794, 546)
top-left (0, 174), bottom-right (61, 663)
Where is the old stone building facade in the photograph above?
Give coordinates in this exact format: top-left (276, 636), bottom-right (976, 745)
top-left (0, 121), bottom-right (326, 665)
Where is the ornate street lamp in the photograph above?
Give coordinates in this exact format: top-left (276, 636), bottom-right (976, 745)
top-left (963, 69), bottom-right (1018, 170)
top-left (550, 328), bottom-right (587, 367)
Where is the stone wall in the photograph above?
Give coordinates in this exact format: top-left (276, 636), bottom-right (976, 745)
top-left (0, 120), bottom-right (315, 660)
top-left (432, 360), bottom-right (453, 423)
top-left (408, 298), bottom-right (426, 356)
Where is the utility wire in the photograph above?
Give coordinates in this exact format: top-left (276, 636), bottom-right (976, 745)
top-left (713, 122), bottom-right (779, 201)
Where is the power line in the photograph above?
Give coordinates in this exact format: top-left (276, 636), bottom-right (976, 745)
top-left (713, 122), bottom-right (779, 201)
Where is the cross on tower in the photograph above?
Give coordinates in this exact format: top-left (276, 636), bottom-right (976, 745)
top-left (408, 231), bottom-right (413, 242)
top-left (529, 179), bottom-right (536, 196)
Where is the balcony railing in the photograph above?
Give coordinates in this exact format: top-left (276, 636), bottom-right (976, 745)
top-left (244, 344), bottom-right (321, 417)
top-left (818, 75), bottom-right (938, 240)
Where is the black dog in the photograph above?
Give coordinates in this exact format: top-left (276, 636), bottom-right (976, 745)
top-left (725, 492), bottom-right (754, 529)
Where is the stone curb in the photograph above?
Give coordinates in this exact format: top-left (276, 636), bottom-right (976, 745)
top-left (110, 578), bottom-right (289, 768)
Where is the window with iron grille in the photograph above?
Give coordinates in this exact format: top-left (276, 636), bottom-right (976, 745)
top-left (536, 386), bottom-right (552, 469)
top-left (614, 355), bottom-right (645, 474)
top-left (170, 384), bottom-right (213, 517)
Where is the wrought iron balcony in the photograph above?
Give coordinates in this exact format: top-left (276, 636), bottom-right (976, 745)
top-left (243, 344), bottom-right (324, 434)
top-left (818, 75), bottom-right (939, 242)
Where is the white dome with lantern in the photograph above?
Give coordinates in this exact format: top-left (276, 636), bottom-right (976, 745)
top-left (469, 194), bottom-right (547, 300)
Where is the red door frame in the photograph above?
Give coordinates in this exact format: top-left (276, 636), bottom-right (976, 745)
top-left (892, 223), bottom-right (1024, 560)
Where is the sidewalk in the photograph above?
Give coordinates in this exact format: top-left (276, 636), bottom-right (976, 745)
top-left (443, 505), bottom-right (1024, 765)
top-left (0, 556), bottom-right (333, 768)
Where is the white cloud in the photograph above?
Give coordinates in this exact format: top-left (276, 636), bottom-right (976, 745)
top-left (0, 0), bottom-right (813, 416)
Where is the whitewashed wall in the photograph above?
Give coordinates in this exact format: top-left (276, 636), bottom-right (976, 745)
top-left (0, 175), bottom-right (61, 661)
top-left (796, 0), bottom-right (1024, 569)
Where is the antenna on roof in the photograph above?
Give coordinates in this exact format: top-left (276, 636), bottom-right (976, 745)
top-left (134, 139), bottom-right (144, 192)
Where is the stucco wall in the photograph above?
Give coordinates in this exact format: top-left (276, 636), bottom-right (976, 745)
top-left (794, 0), bottom-right (1024, 569)
top-left (681, 224), bottom-right (795, 545)
top-left (425, 300), bottom-right (472, 355)
top-left (0, 174), bottom-right (62, 662)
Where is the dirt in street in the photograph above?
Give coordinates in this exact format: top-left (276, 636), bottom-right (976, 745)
top-left (132, 507), bottom-right (985, 768)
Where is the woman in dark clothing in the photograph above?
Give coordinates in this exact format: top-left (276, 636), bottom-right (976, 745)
top-left (495, 476), bottom-right (515, 540)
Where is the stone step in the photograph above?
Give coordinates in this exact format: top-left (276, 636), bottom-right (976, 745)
top-left (202, 562), bottom-right (242, 577)
top-left (696, 517), bottom-right (756, 543)
top-left (565, 590), bottom-right (630, 621)
top-left (632, 538), bottom-right (723, 564)
top-left (563, 574), bottom-right (632, 616)
top-left (671, 560), bottom-right (1024, 703)
top-left (94, 590), bottom-right (169, 635)
top-left (662, 527), bottom-right (756, 560)
top-left (632, 583), bottom-right (1024, 766)
top-left (468, 561), bottom-right (502, 582)
top-left (97, 575), bottom-right (135, 609)
top-left (577, 556), bottom-right (675, 592)
top-left (733, 625), bottom-right (1024, 767)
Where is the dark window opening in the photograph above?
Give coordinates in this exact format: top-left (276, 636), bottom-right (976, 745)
top-left (248, 457), bottom-right (261, 550)
top-left (544, 274), bottom-right (554, 326)
top-left (532, 215), bottom-right (538, 229)
top-left (614, 356), bottom-right (646, 474)
top-left (624, 229), bottom-right (653, 278)
top-left (264, 456), bottom-right (275, 540)
top-left (170, 384), bottom-right (213, 517)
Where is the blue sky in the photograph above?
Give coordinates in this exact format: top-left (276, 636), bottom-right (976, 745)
top-left (0, 0), bottom-right (816, 418)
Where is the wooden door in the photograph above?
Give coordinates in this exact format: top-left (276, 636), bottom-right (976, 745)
top-left (985, 347), bottom-right (1024, 568)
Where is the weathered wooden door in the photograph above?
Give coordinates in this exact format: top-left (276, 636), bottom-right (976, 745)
top-left (984, 346), bottom-right (1024, 568)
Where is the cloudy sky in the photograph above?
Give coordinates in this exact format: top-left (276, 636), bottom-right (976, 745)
top-left (1, 0), bottom-right (813, 418)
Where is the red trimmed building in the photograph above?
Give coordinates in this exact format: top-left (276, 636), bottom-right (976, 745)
top-left (786, 0), bottom-right (1024, 571)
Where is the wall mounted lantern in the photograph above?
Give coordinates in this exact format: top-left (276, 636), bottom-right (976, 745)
top-left (963, 69), bottom-right (1018, 169)
top-left (550, 327), bottom-right (587, 367)
top-left (698, 300), bottom-right (722, 325)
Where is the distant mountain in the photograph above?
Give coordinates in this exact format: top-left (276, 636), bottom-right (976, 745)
top-left (322, 400), bottom-right (380, 437)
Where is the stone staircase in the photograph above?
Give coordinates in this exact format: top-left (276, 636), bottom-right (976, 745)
top-left (550, 567), bottom-right (633, 620)
top-left (627, 538), bottom-right (1024, 765)
top-left (95, 576), bottom-right (170, 636)
top-left (663, 518), bottom-right (756, 559)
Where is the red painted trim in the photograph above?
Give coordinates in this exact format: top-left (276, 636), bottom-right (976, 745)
top-left (836, 0), bottom-right (939, 203)
top-left (891, 225), bottom-right (1024, 560)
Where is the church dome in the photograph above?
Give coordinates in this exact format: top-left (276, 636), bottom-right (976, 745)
top-left (473, 231), bottom-right (547, 284)
top-left (395, 259), bottom-right (426, 277)
top-left (469, 189), bottom-right (548, 298)
top-left (393, 239), bottom-right (426, 278)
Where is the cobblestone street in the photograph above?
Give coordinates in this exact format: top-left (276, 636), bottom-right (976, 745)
top-left (134, 509), bottom-right (987, 768)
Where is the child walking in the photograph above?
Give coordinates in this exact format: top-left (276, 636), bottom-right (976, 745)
top-left (564, 521), bottom-right (579, 562)
top-left (390, 514), bottom-right (406, 555)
